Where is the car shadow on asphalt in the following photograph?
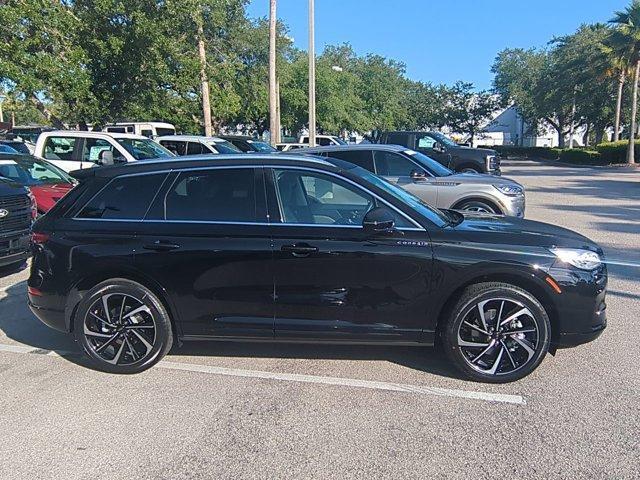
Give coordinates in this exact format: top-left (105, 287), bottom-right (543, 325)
top-left (0, 279), bottom-right (465, 380)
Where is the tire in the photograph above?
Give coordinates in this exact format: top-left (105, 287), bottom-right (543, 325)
top-left (459, 166), bottom-right (481, 174)
top-left (441, 282), bottom-right (550, 383)
top-left (455, 199), bottom-right (500, 214)
top-left (73, 278), bottom-right (173, 374)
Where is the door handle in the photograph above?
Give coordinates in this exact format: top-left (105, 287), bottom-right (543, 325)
top-left (143, 240), bottom-right (181, 252)
top-left (281, 243), bottom-right (318, 257)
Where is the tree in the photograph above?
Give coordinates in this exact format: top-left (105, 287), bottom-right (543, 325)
top-left (610, 0), bottom-right (640, 164)
top-left (444, 82), bottom-right (500, 146)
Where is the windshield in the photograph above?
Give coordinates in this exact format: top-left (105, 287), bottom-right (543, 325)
top-left (248, 140), bottom-right (277, 153)
top-left (211, 141), bottom-right (242, 154)
top-left (352, 166), bottom-right (449, 227)
top-left (431, 132), bottom-right (458, 148)
top-left (404, 150), bottom-right (454, 177)
top-left (0, 144), bottom-right (19, 154)
top-left (0, 156), bottom-right (73, 186)
top-left (155, 127), bottom-right (176, 137)
top-left (116, 138), bottom-right (174, 160)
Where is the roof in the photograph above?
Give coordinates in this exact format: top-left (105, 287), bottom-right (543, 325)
top-left (39, 130), bottom-right (148, 140)
top-left (156, 135), bottom-right (227, 143)
top-left (217, 135), bottom-right (257, 141)
top-left (106, 121), bottom-right (175, 128)
top-left (302, 144), bottom-right (406, 154)
top-left (69, 153), bottom-right (349, 180)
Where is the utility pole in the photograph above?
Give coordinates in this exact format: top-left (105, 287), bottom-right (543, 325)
top-left (308, 0), bottom-right (316, 147)
top-left (268, 0), bottom-right (278, 145)
top-left (568, 85), bottom-right (577, 149)
top-left (276, 78), bottom-right (282, 143)
top-left (197, 10), bottom-right (213, 137)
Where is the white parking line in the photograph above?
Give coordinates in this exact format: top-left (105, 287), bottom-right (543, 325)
top-left (0, 343), bottom-right (526, 405)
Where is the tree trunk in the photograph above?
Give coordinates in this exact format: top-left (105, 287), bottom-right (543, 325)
top-left (268, 0), bottom-right (278, 145)
top-left (31, 95), bottom-right (65, 129)
top-left (627, 60), bottom-right (640, 165)
top-left (582, 123), bottom-right (590, 147)
top-left (614, 71), bottom-right (625, 142)
top-left (595, 127), bottom-right (605, 145)
top-left (196, 14), bottom-right (212, 137)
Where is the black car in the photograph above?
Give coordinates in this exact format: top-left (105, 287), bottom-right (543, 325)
top-left (0, 139), bottom-right (31, 155)
top-left (0, 177), bottom-right (34, 269)
top-left (28, 155), bottom-right (607, 382)
top-left (381, 131), bottom-right (501, 175)
top-left (218, 135), bottom-right (277, 153)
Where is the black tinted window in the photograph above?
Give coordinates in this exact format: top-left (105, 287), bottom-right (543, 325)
top-left (78, 174), bottom-right (166, 219)
top-left (325, 150), bottom-right (374, 171)
top-left (160, 140), bottom-right (187, 156)
top-left (374, 151), bottom-right (421, 177)
top-left (165, 168), bottom-right (257, 222)
top-left (187, 142), bottom-right (205, 155)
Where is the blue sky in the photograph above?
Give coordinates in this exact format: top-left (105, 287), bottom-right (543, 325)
top-left (247, 0), bottom-right (629, 90)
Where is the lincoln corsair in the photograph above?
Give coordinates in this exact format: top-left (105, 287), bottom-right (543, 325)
top-left (27, 155), bottom-right (607, 382)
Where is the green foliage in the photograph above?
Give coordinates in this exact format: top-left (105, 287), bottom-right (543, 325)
top-left (487, 146), bottom-right (561, 160)
top-left (558, 149), bottom-right (603, 164)
top-left (595, 140), bottom-right (640, 163)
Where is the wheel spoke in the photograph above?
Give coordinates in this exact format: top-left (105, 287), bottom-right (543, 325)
top-left (503, 328), bottom-right (537, 335)
top-left (486, 345), bottom-right (505, 375)
top-left (94, 332), bottom-right (120, 353)
top-left (511, 335), bottom-right (536, 362)
top-left (89, 311), bottom-right (116, 328)
top-left (499, 307), bottom-right (531, 327)
top-left (84, 323), bottom-right (113, 338)
top-left (463, 321), bottom-right (490, 336)
top-left (106, 338), bottom-right (126, 365)
top-left (102, 295), bottom-right (112, 323)
top-left (119, 296), bottom-right (127, 323)
top-left (124, 333), bottom-right (139, 361)
top-left (477, 301), bottom-right (489, 331)
top-left (497, 300), bottom-right (505, 327)
top-left (130, 329), bottom-right (153, 355)
top-left (500, 340), bottom-right (517, 369)
top-left (122, 305), bottom-right (152, 322)
top-left (458, 338), bottom-right (490, 348)
top-left (471, 340), bottom-right (496, 363)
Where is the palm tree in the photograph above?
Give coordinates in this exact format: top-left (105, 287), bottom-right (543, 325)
top-left (603, 29), bottom-right (633, 142)
top-left (610, 1), bottom-right (640, 164)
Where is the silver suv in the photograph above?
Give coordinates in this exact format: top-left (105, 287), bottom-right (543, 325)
top-left (302, 144), bottom-right (525, 217)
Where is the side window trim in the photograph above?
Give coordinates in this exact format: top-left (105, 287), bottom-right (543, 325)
top-left (265, 166), bottom-right (423, 231)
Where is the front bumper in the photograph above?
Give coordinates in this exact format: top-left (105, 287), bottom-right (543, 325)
top-left (549, 263), bottom-right (607, 348)
top-left (500, 195), bottom-right (526, 218)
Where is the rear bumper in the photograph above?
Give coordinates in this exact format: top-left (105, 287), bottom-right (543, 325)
top-left (28, 300), bottom-right (68, 333)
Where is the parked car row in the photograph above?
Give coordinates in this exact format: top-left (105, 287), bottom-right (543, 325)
top-left (26, 153), bottom-right (607, 383)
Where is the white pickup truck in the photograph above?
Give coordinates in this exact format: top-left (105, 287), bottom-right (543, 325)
top-left (298, 134), bottom-right (347, 147)
top-left (34, 131), bottom-right (174, 172)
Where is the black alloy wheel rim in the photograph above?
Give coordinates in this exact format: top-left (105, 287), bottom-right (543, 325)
top-left (457, 298), bottom-right (540, 376)
top-left (83, 293), bottom-right (157, 366)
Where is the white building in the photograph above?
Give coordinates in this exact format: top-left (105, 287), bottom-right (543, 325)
top-left (470, 106), bottom-right (586, 148)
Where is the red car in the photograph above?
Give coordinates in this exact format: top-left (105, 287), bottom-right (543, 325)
top-left (0, 153), bottom-right (75, 214)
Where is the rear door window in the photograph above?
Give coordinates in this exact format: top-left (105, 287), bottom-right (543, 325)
top-left (187, 142), bottom-right (206, 155)
top-left (164, 168), bottom-right (258, 222)
top-left (374, 151), bottom-right (421, 177)
top-left (82, 138), bottom-right (118, 164)
top-left (43, 137), bottom-right (78, 161)
top-left (160, 140), bottom-right (187, 156)
top-left (77, 173), bottom-right (167, 220)
top-left (323, 150), bottom-right (374, 171)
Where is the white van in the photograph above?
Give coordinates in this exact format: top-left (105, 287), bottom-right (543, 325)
top-left (103, 122), bottom-right (176, 138)
top-left (34, 131), bottom-right (174, 172)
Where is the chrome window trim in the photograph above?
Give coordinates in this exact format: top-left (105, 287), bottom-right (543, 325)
top-left (72, 163), bottom-right (426, 231)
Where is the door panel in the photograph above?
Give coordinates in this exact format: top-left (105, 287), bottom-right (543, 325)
top-left (136, 167), bottom-right (274, 338)
top-left (268, 167), bottom-right (434, 343)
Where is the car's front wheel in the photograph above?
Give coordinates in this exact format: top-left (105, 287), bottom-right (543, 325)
top-left (442, 282), bottom-right (550, 383)
top-left (455, 199), bottom-right (500, 214)
top-left (74, 279), bottom-right (173, 374)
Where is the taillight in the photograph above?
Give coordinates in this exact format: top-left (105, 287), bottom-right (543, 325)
top-left (31, 232), bottom-right (50, 245)
top-left (27, 189), bottom-right (38, 219)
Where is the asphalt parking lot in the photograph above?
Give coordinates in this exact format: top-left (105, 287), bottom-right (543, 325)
top-left (0, 159), bottom-right (638, 479)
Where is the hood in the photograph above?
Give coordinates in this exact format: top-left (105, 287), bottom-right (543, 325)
top-left (451, 145), bottom-right (497, 157)
top-left (0, 177), bottom-right (29, 196)
top-left (445, 172), bottom-right (522, 188)
top-left (448, 211), bottom-right (599, 252)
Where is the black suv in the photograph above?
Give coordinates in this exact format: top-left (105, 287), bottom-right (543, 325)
top-left (28, 155), bottom-right (606, 382)
top-left (381, 131), bottom-right (501, 175)
top-left (0, 176), bottom-right (33, 269)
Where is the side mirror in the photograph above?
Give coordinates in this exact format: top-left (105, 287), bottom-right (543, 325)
top-left (363, 207), bottom-right (396, 234)
top-left (432, 142), bottom-right (445, 153)
top-left (98, 150), bottom-right (114, 166)
top-left (410, 169), bottom-right (427, 181)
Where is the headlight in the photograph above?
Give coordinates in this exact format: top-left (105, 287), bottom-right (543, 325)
top-left (486, 155), bottom-right (499, 167)
top-left (549, 248), bottom-right (602, 270)
top-left (493, 184), bottom-right (523, 196)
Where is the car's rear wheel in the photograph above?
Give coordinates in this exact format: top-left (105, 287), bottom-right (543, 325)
top-left (442, 282), bottom-right (550, 383)
top-left (455, 199), bottom-right (500, 214)
top-left (74, 279), bottom-right (173, 374)
top-left (459, 167), bottom-right (481, 174)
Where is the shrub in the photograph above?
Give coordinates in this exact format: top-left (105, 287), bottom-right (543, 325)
top-left (594, 140), bottom-right (640, 164)
top-left (558, 149), bottom-right (603, 164)
top-left (485, 146), bottom-right (560, 160)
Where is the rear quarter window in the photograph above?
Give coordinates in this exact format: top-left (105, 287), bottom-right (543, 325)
top-left (76, 173), bottom-right (167, 220)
